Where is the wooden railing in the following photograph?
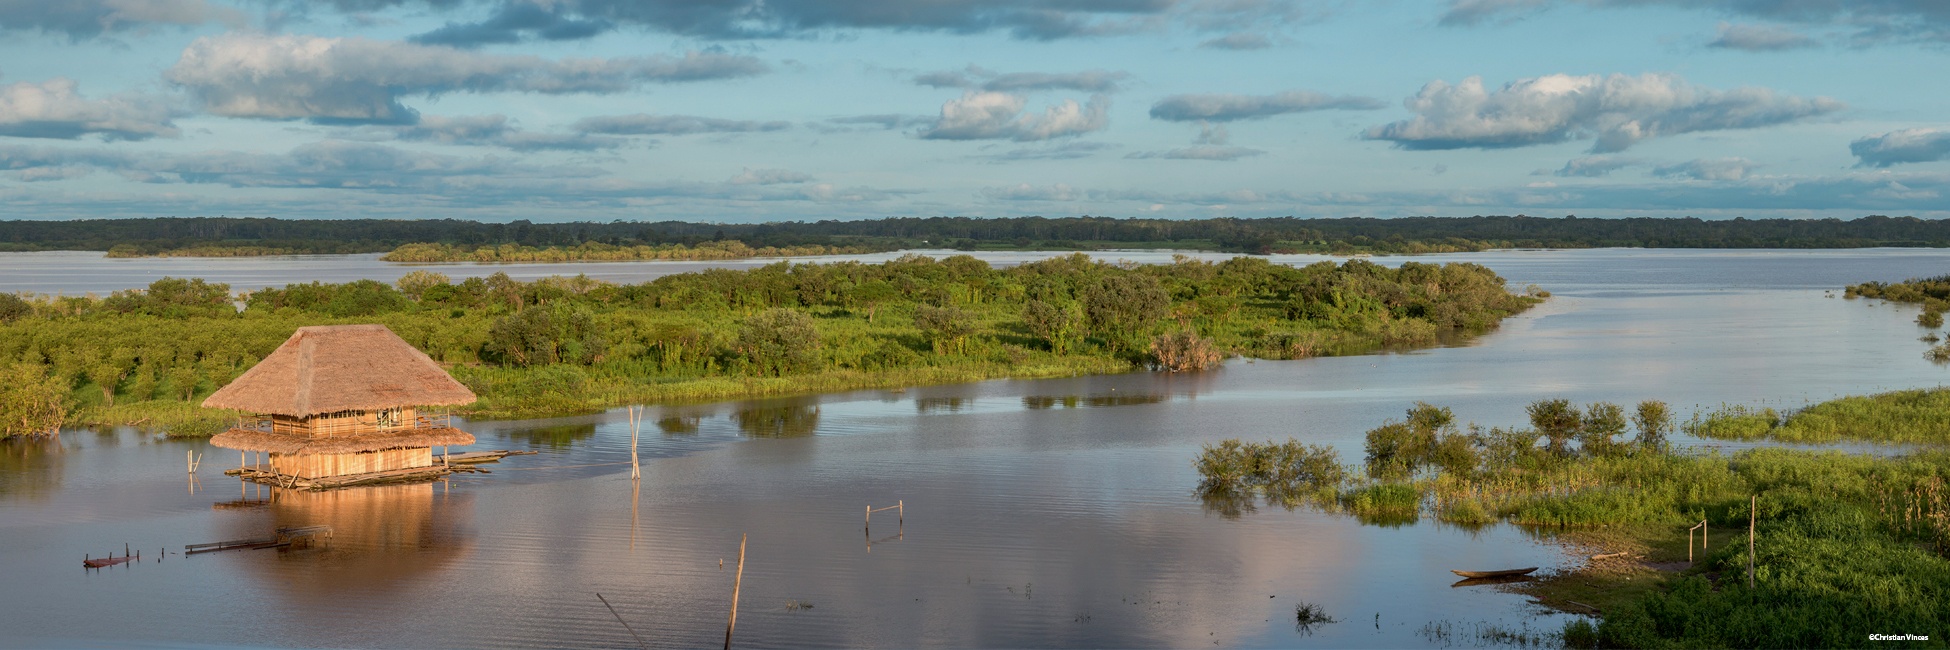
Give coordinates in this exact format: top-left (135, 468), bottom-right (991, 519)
top-left (236, 411), bottom-right (455, 437)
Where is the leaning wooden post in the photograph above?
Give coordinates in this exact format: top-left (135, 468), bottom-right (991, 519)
top-left (865, 504), bottom-right (872, 530)
top-left (725, 533), bottom-right (747, 650)
top-left (898, 500), bottom-right (904, 527)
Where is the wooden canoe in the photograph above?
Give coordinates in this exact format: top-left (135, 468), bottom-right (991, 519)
top-left (1450, 567), bottom-right (1538, 579)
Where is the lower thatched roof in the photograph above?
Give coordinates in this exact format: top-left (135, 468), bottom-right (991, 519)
top-left (210, 427), bottom-right (475, 455)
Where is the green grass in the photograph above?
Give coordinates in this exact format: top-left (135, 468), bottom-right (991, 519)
top-left (1772, 388), bottom-right (1950, 445)
top-left (69, 400), bottom-right (238, 438)
top-left (1200, 395), bottom-right (1950, 648)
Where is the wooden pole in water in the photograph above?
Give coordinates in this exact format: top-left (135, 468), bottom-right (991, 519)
top-left (596, 593), bottom-right (648, 650)
top-left (629, 406), bottom-right (641, 480)
top-left (725, 533), bottom-right (747, 650)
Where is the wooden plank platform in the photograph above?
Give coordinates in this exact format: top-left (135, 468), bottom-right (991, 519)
top-left (218, 449), bottom-right (529, 490)
top-left (226, 464), bottom-right (458, 491)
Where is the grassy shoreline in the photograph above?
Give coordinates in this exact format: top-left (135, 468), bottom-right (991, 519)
top-left (1197, 394), bottom-right (1950, 648)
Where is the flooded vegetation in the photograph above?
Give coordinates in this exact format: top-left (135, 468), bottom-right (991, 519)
top-left (1194, 392), bottom-right (1950, 648)
top-left (5, 248), bottom-right (1950, 647)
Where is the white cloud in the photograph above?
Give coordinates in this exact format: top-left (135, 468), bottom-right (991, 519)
top-left (1707, 23), bottom-right (1819, 51)
top-left (1364, 72), bottom-right (1843, 153)
top-left (918, 91), bottom-right (1109, 142)
top-left (729, 168), bottom-right (813, 185)
top-left (1149, 90), bottom-right (1383, 122)
top-left (0, 78), bottom-right (180, 141)
top-left (980, 183), bottom-right (1082, 201)
top-left (1199, 31), bottom-right (1273, 50)
top-left (1125, 145), bottom-right (1266, 161)
top-left (0, 0), bottom-right (242, 37)
top-left (355, 114), bottom-right (628, 151)
top-left (1851, 128), bottom-right (1950, 168)
top-left (1547, 155), bottom-right (1639, 177)
top-left (1653, 157), bottom-right (1759, 181)
top-left (165, 33), bottom-right (768, 123)
top-left (574, 114), bottom-right (791, 135)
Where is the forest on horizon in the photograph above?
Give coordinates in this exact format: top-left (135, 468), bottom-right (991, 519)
top-left (1, 214), bottom-right (1945, 257)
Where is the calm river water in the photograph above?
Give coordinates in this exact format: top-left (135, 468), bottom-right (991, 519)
top-left (2, 248), bottom-right (1947, 648)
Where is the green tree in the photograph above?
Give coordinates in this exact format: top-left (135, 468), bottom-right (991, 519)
top-left (1527, 399), bottom-right (1583, 456)
top-left (169, 364), bottom-right (201, 401)
top-left (487, 308), bottom-right (558, 367)
top-left (1082, 274), bottom-right (1168, 352)
top-left (1632, 400), bottom-right (1674, 452)
top-left (0, 293), bottom-right (29, 323)
top-left (82, 348), bottom-right (135, 407)
top-left (1, 363), bottom-right (68, 438)
top-left (736, 308), bottom-right (819, 377)
top-left (1579, 402), bottom-right (1628, 456)
top-left (396, 270), bottom-right (452, 301)
top-left (913, 304), bottom-right (977, 355)
top-left (1021, 299), bottom-right (1083, 354)
top-left (849, 280), bottom-right (897, 323)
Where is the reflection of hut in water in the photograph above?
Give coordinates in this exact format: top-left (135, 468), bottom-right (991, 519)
top-left (243, 483), bottom-right (474, 604)
top-left (204, 325), bottom-right (477, 489)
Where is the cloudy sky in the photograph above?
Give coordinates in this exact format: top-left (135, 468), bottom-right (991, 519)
top-left (2, 0), bottom-right (1947, 223)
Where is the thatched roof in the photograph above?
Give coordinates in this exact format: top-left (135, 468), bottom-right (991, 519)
top-left (210, 426), bottom-right (476, 455)
top-left (202, 324), bottom-right (476, 417)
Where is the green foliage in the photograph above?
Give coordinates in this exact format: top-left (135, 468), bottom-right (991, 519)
top-left (1021, 299), bottom-right (1084, 354)
top-left (0, 254), bottom-right (1538, 429)
top-left (248, 279), bottom-right (411, 317)
top-left (1082, 274), bottom-right (1169, 352)
top-left (0, 293), bottom-right (29, 324)
top-left (102, 277), bottom-right (233, 319)
top-left (0, 363), bottom-right (67, 438)
top-left (395, 270), bottom-right (451, 300)
top-left (736, 308), bottom-right (820, 377)
top-left (912, 304), bottom-right (976, 355)
top-left (485, 307), bottom-right (606, 367)
top-left (1633, 400), bottom-right (1674, 452)
top-left (1768, 388), bottom-right (1950, 445)
top-left (1341, 483), bottom-right (1424, 525)
top-left (1147, 330), bottom-right (1222, 372)
top-left (15, 215), bottom-right (1950, 258)
top-left (1683, 404), bottom-right (1782, 441)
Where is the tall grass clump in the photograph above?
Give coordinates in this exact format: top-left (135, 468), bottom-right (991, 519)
top-left (1682, 404), bottom-right (1780, 441)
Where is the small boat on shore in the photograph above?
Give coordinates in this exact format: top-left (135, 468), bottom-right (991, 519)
top-left (1450, 567), bottom-right (1537, 579)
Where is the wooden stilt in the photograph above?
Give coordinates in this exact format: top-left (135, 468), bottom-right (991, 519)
top-left (725, 533), bottom-right (746, 650)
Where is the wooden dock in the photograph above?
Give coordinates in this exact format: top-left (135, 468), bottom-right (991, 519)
top-left (221, 449), bottom-right (530, 491)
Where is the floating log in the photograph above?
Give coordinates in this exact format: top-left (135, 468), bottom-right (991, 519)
top-left (1450, 567), bottom-right (1538, 579)
top-left (433, 450), bottom-right (535, 465)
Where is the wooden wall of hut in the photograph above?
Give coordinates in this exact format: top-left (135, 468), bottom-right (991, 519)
top-left (268, 408), bottom-right (419, 438)
top-left (271, 448), bottom-right (432, 479)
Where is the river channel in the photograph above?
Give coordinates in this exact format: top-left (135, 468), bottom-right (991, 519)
top-left (2, 248), bottom-right (1946, 648)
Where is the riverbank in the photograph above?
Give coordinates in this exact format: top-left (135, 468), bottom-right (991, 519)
top-left (1196, 392), bottom-right (1950, 648)
top-left (2, 253), bottom-right (1540, 437)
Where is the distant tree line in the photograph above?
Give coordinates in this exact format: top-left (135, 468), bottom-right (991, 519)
top-left (1, 214), bottom-right (1945, 257)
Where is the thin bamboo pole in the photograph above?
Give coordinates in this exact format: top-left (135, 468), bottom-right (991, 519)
top-left (725, 533), bottom-right (747, 650)
top-left (596, 593), bottom-right (648, 650)
top-left (629, 406), bottom-right (641, 479)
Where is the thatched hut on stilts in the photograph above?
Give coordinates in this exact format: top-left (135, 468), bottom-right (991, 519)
top-left (205, 324), bottom-right (477, 490)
